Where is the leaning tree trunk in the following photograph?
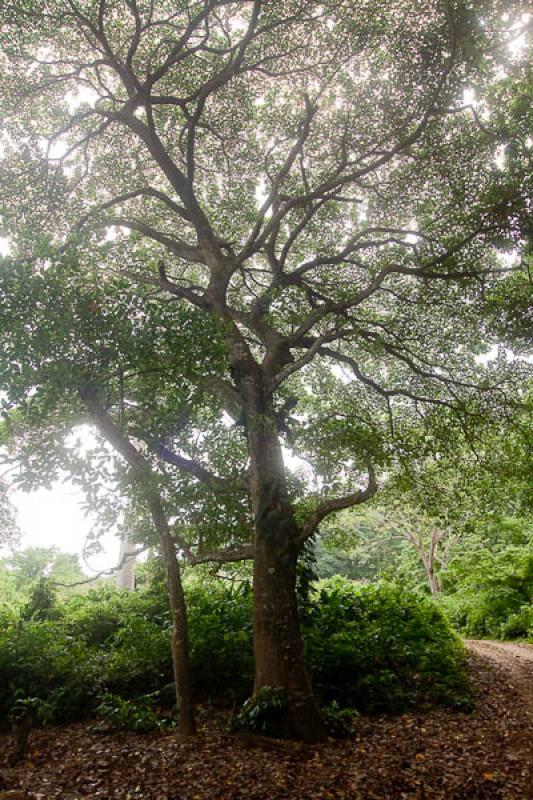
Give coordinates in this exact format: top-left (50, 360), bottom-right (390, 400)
top-left (79, 384), bottom-right (196, 737)
top-left (408, 527), bottom-right (441, 597)
top-left (149, 497), bottom-right (196, 737)
top-left (245, 383), bottom-right (325, 742)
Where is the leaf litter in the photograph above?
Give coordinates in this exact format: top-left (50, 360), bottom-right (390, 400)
top-left (0, 647), bottom-right (531, 799)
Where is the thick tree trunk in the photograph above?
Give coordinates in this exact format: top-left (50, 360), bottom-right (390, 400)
top-left (253, 532), bottom-right (325, 741)
top-left (150, 499), bottom-right (196, 737)
top-left (244, 380), bottom-right (325, 742)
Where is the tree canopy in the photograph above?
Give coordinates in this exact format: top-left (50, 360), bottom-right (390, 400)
top-left (1, 1), bottom-right (530, 494)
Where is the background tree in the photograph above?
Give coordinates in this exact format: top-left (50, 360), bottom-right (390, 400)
top-left (317, 404), bottom-right (533, 640)
top-left (7, 546), bottom-right (85, 588)
top-left (0, 0), bottom-right (531, 739)
top-left (322, 504), bottom-right (454, 595)
top-left (323, 389), bottom-right (533, 577)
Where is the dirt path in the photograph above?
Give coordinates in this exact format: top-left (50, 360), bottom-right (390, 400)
top-left (465, 640), bottom-right (533, 714)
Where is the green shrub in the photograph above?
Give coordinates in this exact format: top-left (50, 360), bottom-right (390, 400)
top-left (500, 604), bottom-right (533, 640)
top-left (64, 581), bottom-right (254, 699)
top-left (65, 587), bottom-right (169, 646)
top-left (441, 547), bottom-right (533, 640)
top-left (103, 618), bottom-right (173, 696)
top-left (0, 577), bottom-right (470, 726)
top-left (0, 607), bottom-right (16, 630)
top-left (0, 620), bottom-right (98, 725)
top-left (0, 589), bottom-right (172, 726)
top-left (95, 692), bottom-right (172, 733)
top-left (302, 578), bottom-right (470, 712)
top-left (186, 579), bottom-right (254, 698)
top-left (21, 578), bottom-right (61, 622)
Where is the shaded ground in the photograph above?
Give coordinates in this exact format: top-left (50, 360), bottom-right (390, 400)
top-left (1, 643), bottom-right (532, 799)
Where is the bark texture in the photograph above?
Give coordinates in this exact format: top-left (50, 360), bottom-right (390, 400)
top-left (243, 375), bottom-right (325, 741)
top-left (150, 500), bottom-right (196, 737)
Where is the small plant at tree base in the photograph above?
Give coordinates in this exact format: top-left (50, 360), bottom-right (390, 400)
top-left (9, 697), bottom-right (42, 763)
top-left (232, 687), bottom-right (288, 737)
top-left (321, 701), bottom-right (360, 738)
top-left (10, 694), bottom-right (59, 727)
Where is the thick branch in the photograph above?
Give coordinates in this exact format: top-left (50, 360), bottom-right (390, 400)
top-left (76, 187), bottom-right (191, 228)
top-left (158, 261), bottom-right (209, 310)
top-left (104, 217), bottom-right (201, 263)
top-left (148, 440), bottom-right (246, 493)
top-left (201, 376), bottom-right (242, 419)
top-left (188, 544), bottom-right (253, 566)
top-left (79, 382), bottom-right (152, 475)
top-left (299, 466), bottom-right (377, 544)
top-left (240, 92), bottom-right (317, 260)
top-left (318, 347), bottom-right (467, 411)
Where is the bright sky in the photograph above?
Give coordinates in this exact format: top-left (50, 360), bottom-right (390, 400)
top-left (5, 444), bottom-right (309, 573)
top-left (10, 482), bottom-right (120, 573)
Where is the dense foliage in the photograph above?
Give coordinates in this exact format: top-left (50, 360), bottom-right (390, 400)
top-left (316, 512), bottom-right (533, 640)
top-left (0, 578), bottom-right (470, 729)
top-left (442, 534), bottom-right (533, 640)
top-left (303, 580), bottom-right (470, 712)
top-left (0, 483), bottom-right (19, 549)
top-left (314, 416), bottom-right (533, 641)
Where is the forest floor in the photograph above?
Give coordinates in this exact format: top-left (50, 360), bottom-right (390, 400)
top-left (0, 642), bottom-right (532, 800)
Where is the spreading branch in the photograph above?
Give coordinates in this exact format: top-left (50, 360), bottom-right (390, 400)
top-left (299, 465), bottom-right (378, 544)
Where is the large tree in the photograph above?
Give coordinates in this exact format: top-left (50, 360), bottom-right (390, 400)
top-left (0, 1), bottom-right (531, 739)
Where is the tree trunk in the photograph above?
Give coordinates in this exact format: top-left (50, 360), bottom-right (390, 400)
top-left (116, 531), bottom-right (136, 591)
top-left (149, 498), bottom-right (196, 737)
top-left (79, 385), bottom-right (196, 737)
top-left (244, 380), bottom-right (325, 742)
top-left (426, 530), bottom-right (441, 597)
top-left (253, 530), bottom-right (325, 741)
top-left (409, 529), bottom-right (441, 597)
top-left (427, 568), bottom-right (440, 597)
